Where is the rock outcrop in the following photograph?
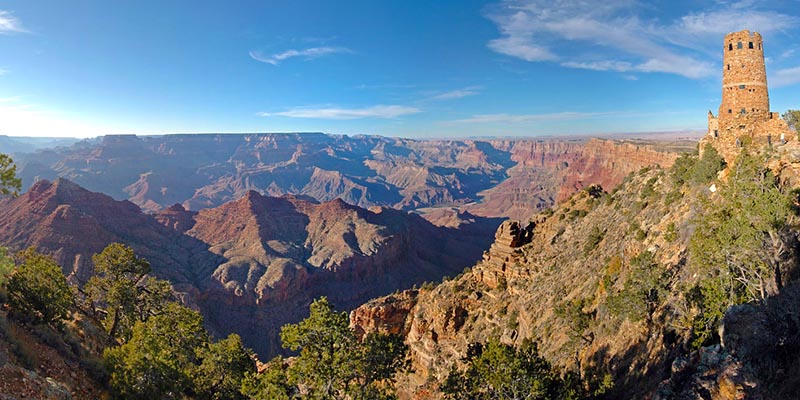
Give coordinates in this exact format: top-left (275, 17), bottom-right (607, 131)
top-left (0, 179), bottom-right (498, 358)
top-left (351, 146), bottom-right (800, 399)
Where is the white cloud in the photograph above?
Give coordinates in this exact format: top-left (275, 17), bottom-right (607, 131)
top-left (355, 83), bottom-right (417, 90)
top-left (485, 0), bottom-right (795, 79)
top-left (561, 61), bottom-right (633, 72)
top-left (488, 36), bottom-right (557, 62)
top-left (0, 10), bottom-right (25, 34)
top-left (249, 47), bottom-right (352, 65)
top-left (429, 87), bottom-right (480, 101)
top-left (448, 111), bottom-right (618, 124)
top-left (672, 7), bottom-right (795, 37)
top-left (770, 66), bottom-right (800, 88)
top-left (257, 105), bottom-right (421, 120)
top-left (0, 68), bottom-right (7, 76)
top-left (780, 49), bottom-right (796, 60)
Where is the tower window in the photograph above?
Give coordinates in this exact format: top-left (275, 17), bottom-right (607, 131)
top-left (749, 42), bottom-right (754, 49)
top-left (759, 43), bottom-right (762, 50)
top-left (737, 42), bottom-right (743, 49)
top-left (728, 109), bottom-right (732, 113)
top-left (729, 43), bottom-right (733, 51)
top-left (727, 64), bottom-right (730, 70)
top-left (739, 85), bottom-right (745, 89)
top-left (741, 108), bottom-right (746, 114)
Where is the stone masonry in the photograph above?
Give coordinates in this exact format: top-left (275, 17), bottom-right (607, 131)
top-left (702, 30), bottom-right (792, 164)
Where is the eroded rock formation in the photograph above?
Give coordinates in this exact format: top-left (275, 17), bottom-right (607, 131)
top-left (12, 134), bottom-right (684, 221)
top-left (0, 179), bottom-right (498, 357)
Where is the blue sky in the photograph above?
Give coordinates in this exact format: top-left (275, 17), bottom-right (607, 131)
top-left (0, 0), bottom-right (799, 138)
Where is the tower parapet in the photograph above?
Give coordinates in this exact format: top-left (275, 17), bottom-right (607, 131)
top-left (703, 30), bottom-right (792, 163)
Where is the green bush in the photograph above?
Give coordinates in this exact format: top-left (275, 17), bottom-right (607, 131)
top-left (640, 176), bottom-right (659, 199)
top-left (628, 222), bottom-right (646, 241)
top-left (86, 243), bottom-right (174, 343)
top-left (568, 209), bottom-right (588, 219)
top-left (442, 339), bottom-right (571, 400)
top-left (583, 226), bottom-right (605, 255)
top-left (105, 302), bottom-right (208, 399)
top-left (686, 151), bottom-right (789, 347)
top-left (664, 222), bottom-right (677, 243)
top-left (606, 252), bottom-right (668, 323)
top-left (193, 334), bottom-right (255, 400)
top-left (670, 145), bottom-right (725, 187)
top-left (6, 248), bottom-right (73, 326)
top-left (555, 298), bottom-right (592, 344)
top-left (0, 247), bottom-right (13, 285)
top-left (663, 189), bottom-right (683, 206)
top-left (0, 153), bottom-right (21, 196)
top-left (253, 297), bottom-right (408, 400)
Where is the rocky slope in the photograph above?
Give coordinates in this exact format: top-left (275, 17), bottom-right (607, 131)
top-left (0, 179), bottom-right (499, 357)
top-left (12, 134), bottom-right (683, 221)
top-left (352, 142), bottom-right (800, 399)
top-left (0, 310), bottom-right (107, 400)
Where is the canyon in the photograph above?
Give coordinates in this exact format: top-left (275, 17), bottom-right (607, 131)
top-left (7, 133), bottom-right (686, 221)
top-left (0, 133), bottom-right (688, 359)
top-left (0, 178), bottom-right (499, 356)
top-left (351, 142), bottom-right (800, 398)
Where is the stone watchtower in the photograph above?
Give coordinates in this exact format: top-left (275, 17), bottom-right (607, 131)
top-left (703, 30), bottom-right (791, 163)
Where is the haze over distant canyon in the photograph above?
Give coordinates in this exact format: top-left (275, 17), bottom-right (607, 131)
top-left (0, 132), bottom-right (687, 357)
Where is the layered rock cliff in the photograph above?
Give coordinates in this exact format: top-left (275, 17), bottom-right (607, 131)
top-left (465, 138), bottom-right (680, 220)
top-left (351, 142), bottom-right (800, 399)
top-left (12, 134), bottom-right (684, 221)
top-left (0, 179), bottom-right (499, 357)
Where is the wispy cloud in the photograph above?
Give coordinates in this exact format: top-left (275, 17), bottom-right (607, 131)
top-left (0, 10), bottom-right (26, 34)
top-left (257, 105), bottom-right (421, 120)
top-left (771, 66), bottom-right (800, 88)
top-left (429, 87), bottom-right (481, 101)
top-left (485, 0), bottom-right (796, 79)
top-left (780, 49), bottom-right (796, 60)
top-left (354, 83), bottom-right (418, 90)
top-left (561, 61), bottom-right (633, 73)
top-left (0, 68), bottom-right (8, 76)
top-left (448, 111), bottom-right (621, 124)
top-left (249, 47), bottom-right (352, 65)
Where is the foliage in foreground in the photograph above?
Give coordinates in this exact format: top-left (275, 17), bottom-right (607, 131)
top-left (242, 297), bottom-right (409, 400)
top-left (0, 247), bottom-right (13, 289)
top-left (442, 339), bottom-right (608, 400)
top-left (0, 153), bottom-right (21, 196)
top-left (104, 302), bottom-right (255, 400)
top-left (5, 248), bottom-right (73, 326)
top-left (85, 243), bottom-right (173, 343)
top-left (687, 150), bottom-right (792, 348)
top-left (783, 109), bottom-right (800, 139)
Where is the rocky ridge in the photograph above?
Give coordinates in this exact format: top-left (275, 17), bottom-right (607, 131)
top-left (352, 142), bottom-right (800, 399)
top-left (0, 179), bottom-right (499, 357)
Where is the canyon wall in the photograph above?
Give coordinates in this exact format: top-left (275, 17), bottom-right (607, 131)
top-left (11, 134), bottom-right (684, 222)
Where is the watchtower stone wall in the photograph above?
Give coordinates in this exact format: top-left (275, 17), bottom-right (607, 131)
top-left (719, 30), bottom-right (769, 122)
top-left (702, 30), bottom-right (792, 164)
